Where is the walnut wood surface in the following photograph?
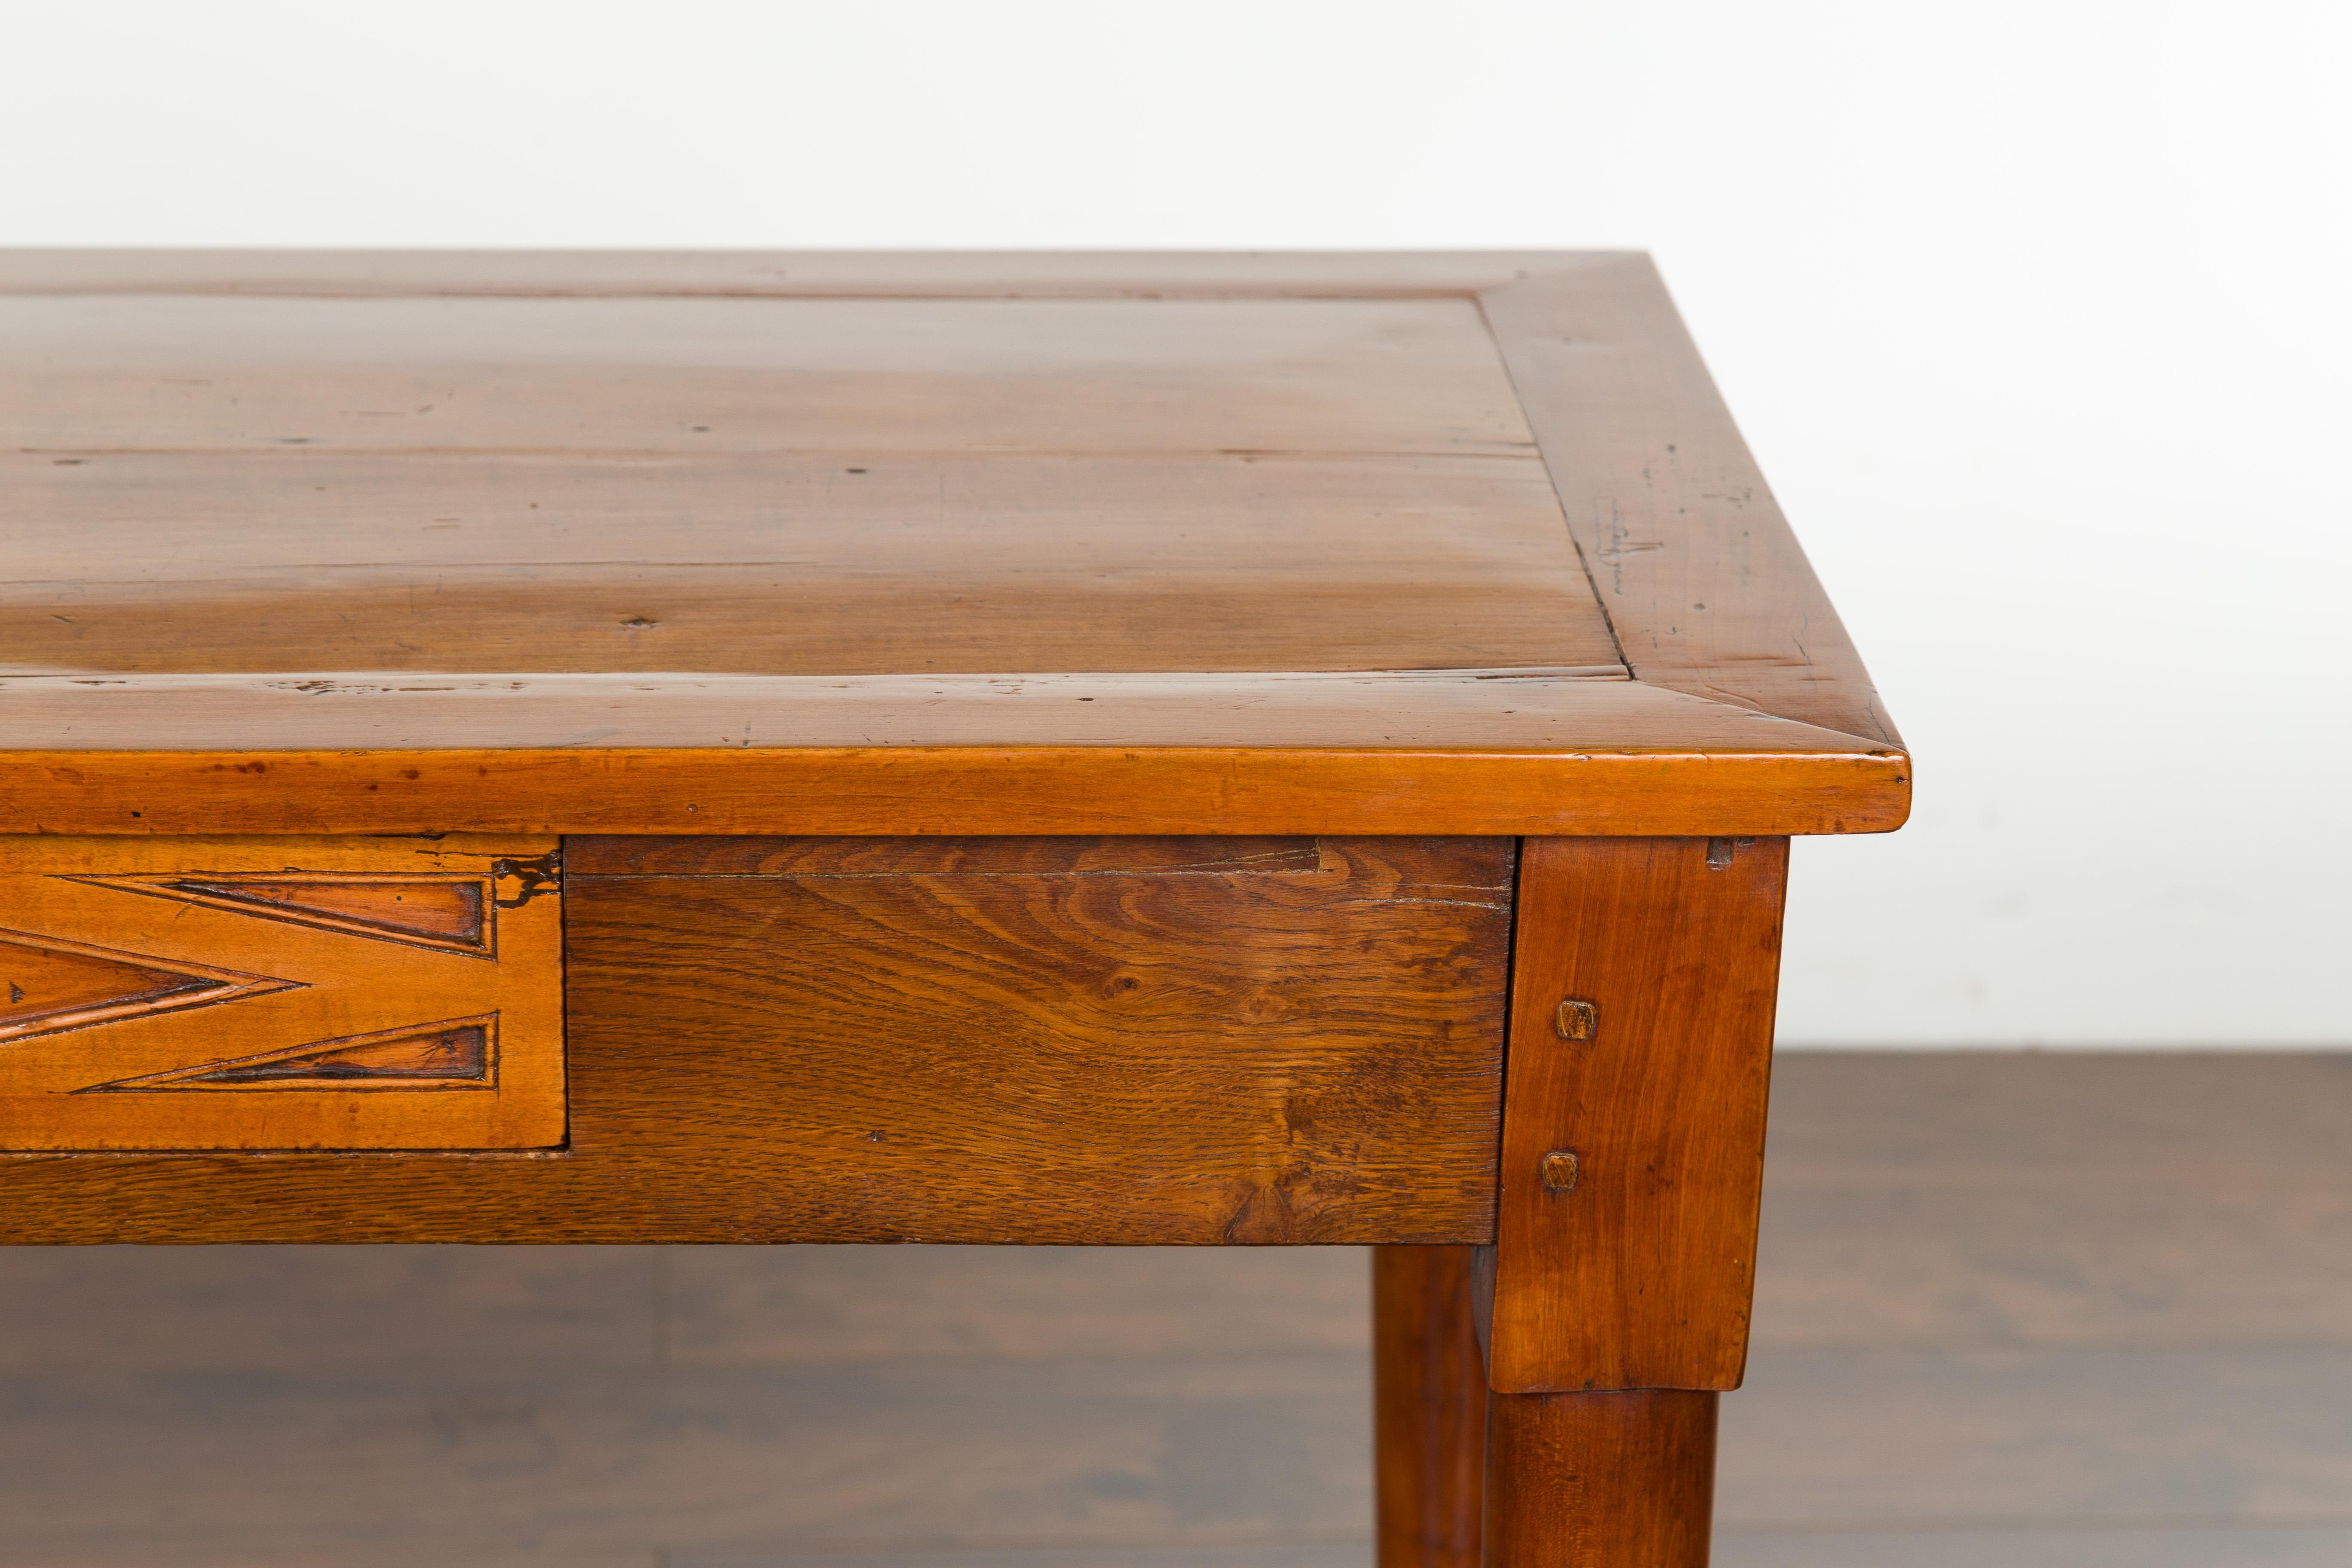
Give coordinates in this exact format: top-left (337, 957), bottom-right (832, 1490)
top-left (3, 294), bottom-right (1535, 455)
top-left (0, 836), bottom-right (1508, 1243)
top-left (0, 250), bottom-right (1906, 840)
top-left (0, 835), bottom-right (561, 1151)
top-left (135, 874), bottom-right (486, 949)
top-left (567, 834), bottom-right (1330, 877)
top-left (1481, 257), bottom-right (1899, 748)
top-left (1375, 1246), bottom-right (1488, 1568)
top-left (1482, 1390), bottom-right (1718, 1567)
top-left (1489, 837), bottom-right (1787, 1394)
top-left (2, 451), bottom-right (1617, 677)
top-left (0, 736), bottom-right (1903, 839)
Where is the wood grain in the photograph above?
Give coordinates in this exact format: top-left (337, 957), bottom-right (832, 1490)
top-left (673, 1245), bottom-right (1372, 1368)
top-left (1489, 837), bottom-right (1788, 1394)
top-left (1483, 1390), bottom-right (1718, 1567)
top-left (3, 1057), bottom-right (2343, 1563)
top-left (1754, 1052), bottom-right (2352, 1352)
top-left (2, 451), bottom-right (1615, 677)
top-left (1375, 1246), bottom-right (1488, 1568)
top-left (1, 250), bottom-right (1907, 840)
top-left (0, 294), bottom-right (1534, 456)
top-left (72, 872), bottom-right (488, 952)
top-left (0, 1351), bottom-right (1378, 1563)
top-left (0, 734), bottom-right (1908, 839)
top-left (1, 940), bottom-right (236, 1038)
top-left (103, 1016), bottom-right (494, 1087)
top-left (565, 835), bottom-right (1328, 877)
top-left (0, 837), bottom-right (1508, 1242)
top-left (0, 834), bottom-right (561, 1150)
top-left (1479, 256), bottom-right (1899, 748)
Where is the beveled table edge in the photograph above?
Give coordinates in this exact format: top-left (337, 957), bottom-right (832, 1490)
top-left (0, 744), bottom-right (1909, 838)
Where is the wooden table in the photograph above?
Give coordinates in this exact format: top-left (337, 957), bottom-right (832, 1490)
top-left (0, 251), bottom-right (1905, 1565)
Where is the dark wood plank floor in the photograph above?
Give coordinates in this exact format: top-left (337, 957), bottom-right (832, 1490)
top-left (2, 1053), bottom-right (2348, 1566)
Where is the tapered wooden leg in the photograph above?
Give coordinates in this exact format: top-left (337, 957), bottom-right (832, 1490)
top-left (1475, 837), bottom-right (1778, 1563)
top-left (1374, 1245), bottom-right (1488, 1568)
top-left (1481, 1389), bottom-right (1717, 1567)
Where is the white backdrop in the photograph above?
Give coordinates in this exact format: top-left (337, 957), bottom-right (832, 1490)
top-left (5, 1), bottom-right (2347, 1044)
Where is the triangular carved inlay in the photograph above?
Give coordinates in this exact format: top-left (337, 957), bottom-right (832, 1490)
top-left (85, 1015), bottom-right (497, 1093)
top-left (63, 874), bottom-right (492, 955)
top-left (0, 931), bottom-right (302, 1043)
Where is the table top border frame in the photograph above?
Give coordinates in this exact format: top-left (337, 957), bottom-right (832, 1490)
top-left (0, 250), bottom-right (1908, 836)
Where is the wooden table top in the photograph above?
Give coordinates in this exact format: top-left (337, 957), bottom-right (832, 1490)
top-left (0, 251), bottom-right (1905, 839)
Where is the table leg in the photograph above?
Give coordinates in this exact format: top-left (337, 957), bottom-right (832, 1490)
top-left (1488, 837), bottom-right (1786, 1394)
top-left (1482, 1389), bottom-right (1718, 1567)
top-left (1473, 836), bottom-right (1784, 1565)
top-left (1374, 1245), bottom-right (1488, 1568)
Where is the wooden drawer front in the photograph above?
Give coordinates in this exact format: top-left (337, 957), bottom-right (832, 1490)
top-left (558, 835), bottom-right (1512, 1243)
top-left (0, 835), bottom-right (564, 1151)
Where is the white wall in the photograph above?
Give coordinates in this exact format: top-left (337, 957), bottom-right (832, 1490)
top-left (6, 1), bottom-right (2347, 1044)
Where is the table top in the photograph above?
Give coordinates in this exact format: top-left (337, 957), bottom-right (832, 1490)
top-left (0, 251), bottom-right (1905, 838)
